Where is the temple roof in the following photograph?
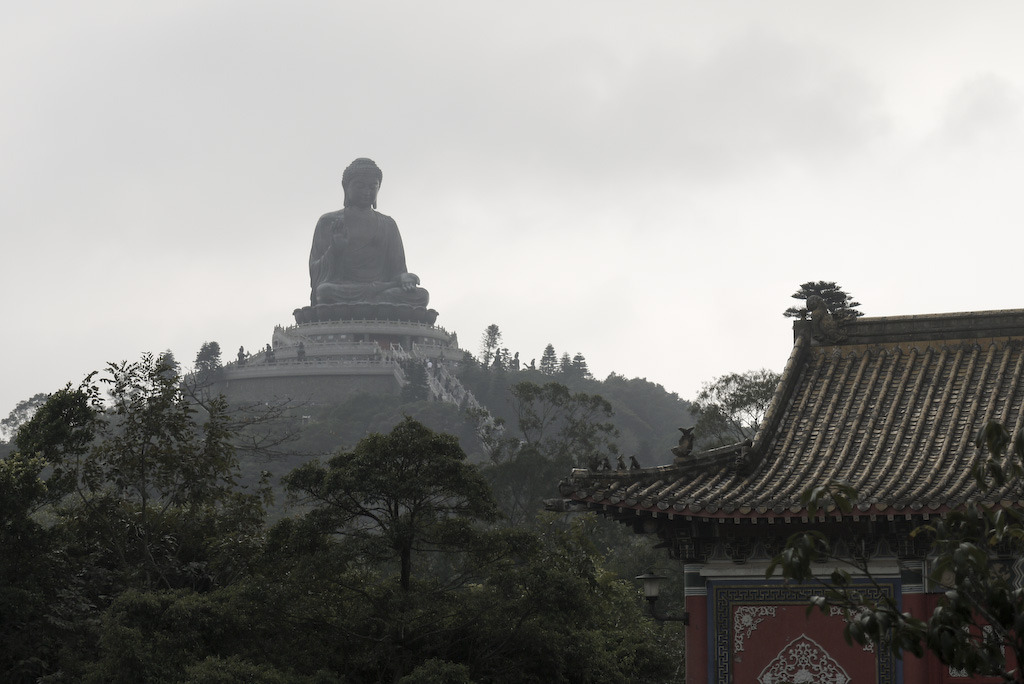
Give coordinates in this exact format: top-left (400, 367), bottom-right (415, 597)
top-left (559, 309), bottom-right (1024, 521)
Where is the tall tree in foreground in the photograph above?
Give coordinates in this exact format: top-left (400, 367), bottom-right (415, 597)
top-left (281, 418), bottom-right (676, 683)
top-left (783, 280), bottom-right (864, 321)
top-left (281, 417), bottom-right (503, 681)
top-left (0, 450), bottom-right (71, 682)
top-left (16, 354), bottom-right (268, 592)
top-left (284, 416), bottom-right (499, 591)
top-left (768, 421), bottom-right (1024, 682)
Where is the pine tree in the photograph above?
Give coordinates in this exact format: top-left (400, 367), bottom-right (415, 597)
top-left (195, 341), bottom-right (222, 373)
top-left (480, 324), bottom-right (502, 367)
top-left (157, 350), bottom-right (180, 379)
top-left (401, 361), bottom-right (431, 402)
top-left (559, 353), bottom-right (573, 375)
top-left (783, 281), bottom-right (864, 321)
top-left (571, 353), bottom-right (592, 380)
top-left (539, 344), bottom-right (558, 375)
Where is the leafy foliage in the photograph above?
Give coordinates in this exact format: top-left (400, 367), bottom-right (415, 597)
top-left (459, 361), bottom-right (693, 470)
top-left (783, 280), bottom-right (864, 320)
top-left (480, 323), bottom-right (502, 368)
top-left (0, 452), bottom-right (72, 682)
top-left (476, 381), bottom-right (620, 525)
top-left (193, 341), bottom-right (223, 386)
top-left (276, 421), bottom-right (675, 683)
top-left (194, 341), bottom-right (222, 373)
top-left (768, 421), bottom-right (1024, 681)
top-left (401, 360), bottom-right (431, 402)
top-left (692, 368), bottom-right (780, 447)
top-left (285, 417), bottom-right (498, 590)
top-left (0, 392), bottom-right (49, 442)
top-left (18, 355), bottom-right (269, 592)
top-left (2, 357), bottom-right (685, 683)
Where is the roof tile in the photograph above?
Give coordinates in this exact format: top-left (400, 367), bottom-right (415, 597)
top-left (560, 310), bottom-right (1024, 519)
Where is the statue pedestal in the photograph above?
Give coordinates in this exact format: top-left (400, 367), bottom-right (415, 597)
top-left (210, 311), bottom-right (463, 406)
top-left (293, 303), bottom-right (438, 326)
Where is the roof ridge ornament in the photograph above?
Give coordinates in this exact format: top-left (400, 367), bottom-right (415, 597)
top-left (807, 294), bottom-right (848, 344)
top-left (671, 427), bottom-right (695, 464)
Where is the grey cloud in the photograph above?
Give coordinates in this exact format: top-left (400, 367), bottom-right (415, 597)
top-left (4, 6), bottom-right (888, 226)
top-left (385, 32), bottom-right (890, 186)
top-left (937, 74), bottom-right (1024, 146)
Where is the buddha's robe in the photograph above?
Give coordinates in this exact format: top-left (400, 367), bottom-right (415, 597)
top-left (308, 209), bottom-right (429, 307)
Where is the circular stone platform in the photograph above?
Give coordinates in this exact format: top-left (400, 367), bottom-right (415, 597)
top-left (209, 308), bottom-right (463, 406)
top-left (293, 303), bottom-right (438, 325)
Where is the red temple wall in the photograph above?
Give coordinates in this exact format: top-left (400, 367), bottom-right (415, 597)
top-left (685, 593), bottom-right (707, 684)
top-left (697, 577), bottom-right (901, 683)
top-left (731, 604), bottom-right (879, 683)
top-left (686, 575), bottom-right (1017, 683)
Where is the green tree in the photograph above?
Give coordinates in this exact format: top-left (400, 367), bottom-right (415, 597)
top-left (398, 659), bottom-right (472, 684)
top-left (195, 341), bottom-right (222, 373)
top-left (0, 452), bottom-right (77, 682)
top-left (768, 421), bottom-right (1024, 681)
top-left (17, 354), bottom-right (268, 592)
top-left (82, 585), bottom-right (335, 684)
top-left (539, 344), bottom-right (558, 375)
top-left (783, 280), bottom-right (864, 320)
top-left (4, 372), bottom-right (680, 683)
top-left (83, 506), bottom-right (677, 684)
top-left (284, 417), bottom-right (499, 591)
top-left (401, 360), bottom-right (431, 402)
top-left (5, 355), bottom-right (280, 681)
top-left (483, 381), bottom-right (620, 525)
top-left (480, 324), bottom-right (502, 368)
top-left (598, 373), bottom-right (696, 467)
top-left (157, 349), bottom-right (180, 377)
top-left (559, 352), bottom-right (573, 375)
top-left (192, 341), bottom-right (224, 391)
top-left (450, 514), bottom-right (679, 683)
top-left (571, 352), bottom-right (592, 380)
top-left (0, 392), bottom-right (49, 442)
top-left (508, 382), bottom-right (619, 464)
top-left (281, 418), bottom-right (515, 682)
top-left (692, 368), bottom-right (780, 447)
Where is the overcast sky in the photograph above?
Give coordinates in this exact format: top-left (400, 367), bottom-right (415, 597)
top-left (4, 1), bottom-right (1024, 420)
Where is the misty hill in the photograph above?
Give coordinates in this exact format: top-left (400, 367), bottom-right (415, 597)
top-left (237, 359), bottom-right (695, 510)
top-left (458, 362), bottom-right (695, 467)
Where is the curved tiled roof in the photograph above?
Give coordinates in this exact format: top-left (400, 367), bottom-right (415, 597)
top-left (559, 309), bottom-right (1024, 520)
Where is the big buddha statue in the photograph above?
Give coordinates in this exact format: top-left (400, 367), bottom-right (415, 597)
top-left (307, 158), bottom-right (430, 309)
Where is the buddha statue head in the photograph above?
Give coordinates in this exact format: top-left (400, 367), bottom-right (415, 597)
top-left (342, 158), bottom-right (383, 209)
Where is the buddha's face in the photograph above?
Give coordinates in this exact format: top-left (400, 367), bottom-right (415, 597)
top-left (345, 175), bottom-right (380, 209)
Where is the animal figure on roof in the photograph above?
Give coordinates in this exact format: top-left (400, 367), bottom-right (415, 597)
top-left (807, 294), bottom-right (848, 343)
top-left (671, 427), bottom-right (695, 463)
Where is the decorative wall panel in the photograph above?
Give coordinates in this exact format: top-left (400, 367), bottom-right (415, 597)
top-left (708, 578), bottom-right (901, 684)
top-left (758, 634), bottom-right (850, 684)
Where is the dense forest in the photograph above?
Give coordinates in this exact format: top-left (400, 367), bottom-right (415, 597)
top-left (0, 332), bottom-right (710, 683)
